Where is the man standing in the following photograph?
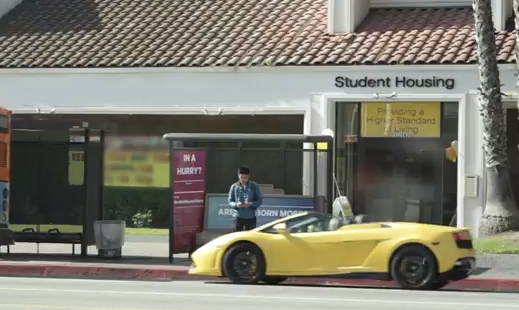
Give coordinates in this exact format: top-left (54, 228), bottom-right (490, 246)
top-left (228, 165), bottom-right (263, 231)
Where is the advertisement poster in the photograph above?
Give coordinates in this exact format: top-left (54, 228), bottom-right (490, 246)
top-left (104, 150), bottom-right (170, 188)
top-left (361, 102), bottom-right (441, 138)
top-left (68, 151), bottom-right (84, 186)
top-left (68, 150), bottom-right (170, 187)
top-left (172, 149), bottom-right (206, 253)
top-left (205, 194), bottom-right (315, 230)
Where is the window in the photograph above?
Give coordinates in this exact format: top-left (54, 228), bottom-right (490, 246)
top-left (261, 213), bottom-right (341, 234)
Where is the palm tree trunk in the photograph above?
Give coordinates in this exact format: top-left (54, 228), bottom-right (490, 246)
top-left (475, 0), bottom-right (519, 236)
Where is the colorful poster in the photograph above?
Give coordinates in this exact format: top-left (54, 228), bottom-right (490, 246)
top-left (361, 102), bottom-right (441, 138)
top-left (68, 151), bottom-right (84, 186)
top-left (68, 150), bottom-right (170, 187)
top-left (104, 150), bottom-right (170, 188)
top-left (172, 149), bottom-right (206, 254)
top-left (204, 194), bottom-right (315, 230)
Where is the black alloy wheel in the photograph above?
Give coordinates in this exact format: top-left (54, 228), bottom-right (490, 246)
top-left (390, 245), bottom-right (439, 290)
top-left (223, 243), bottom-right (266, 284)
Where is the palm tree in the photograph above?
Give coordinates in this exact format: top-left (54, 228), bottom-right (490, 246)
top-left (475, 0), bottom-right (519, 236)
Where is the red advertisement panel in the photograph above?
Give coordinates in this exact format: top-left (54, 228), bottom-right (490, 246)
top-left (172, 149), bottom-right (206, 253)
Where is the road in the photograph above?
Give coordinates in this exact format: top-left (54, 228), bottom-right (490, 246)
top-left (0, 278), bottom-right (516, 310)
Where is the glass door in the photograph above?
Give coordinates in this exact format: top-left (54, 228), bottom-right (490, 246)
top-left (356, 142), bottom-right (399, 221)
top-left (354, 139), bottom-right (442, 223)
top-left (400, 142), bottom-right (441, 223)
top-left (335, 101), bottom-right (456, 225)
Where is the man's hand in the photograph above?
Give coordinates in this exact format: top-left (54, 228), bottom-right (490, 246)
top-left (244, 202), bottom-right (253, 208)
top-left (237, 202), bottom-right (244, 208)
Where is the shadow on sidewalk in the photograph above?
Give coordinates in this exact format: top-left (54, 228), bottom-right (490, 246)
top-left (471, 267), bottom-right (491, 276)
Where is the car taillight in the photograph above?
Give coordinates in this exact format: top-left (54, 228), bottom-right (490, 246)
top-left (453, 232), bottom-right (464, 241)
top-left (453, 231), bottom-right (473, 249)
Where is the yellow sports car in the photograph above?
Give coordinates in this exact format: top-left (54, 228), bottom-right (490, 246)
top-left (189, 211), bottom-right (475, 290)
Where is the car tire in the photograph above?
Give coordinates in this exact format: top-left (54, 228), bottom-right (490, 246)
top-left (261, 276), bottom-right (287, 285)
top-left (390, 244), bottom-right (438, 290)
top-left (223, 242), bottom-right (266, 284)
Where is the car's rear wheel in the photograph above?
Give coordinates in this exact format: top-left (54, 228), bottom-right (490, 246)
top-left (390, 244), bottom-right (438, 290)
top-left (261, 276), bottom-right (287, 285)
top-left (222, 242), bottom-right (265, 284)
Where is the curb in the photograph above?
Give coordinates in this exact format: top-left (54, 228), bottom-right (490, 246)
top-left (0, 262), bottom-right (206, 281)
top-left (0, 262), bottom-right (518, 291)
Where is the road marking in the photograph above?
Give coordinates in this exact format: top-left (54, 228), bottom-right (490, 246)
top-left (0, 287), bottom-right (515, 308)
top-left (0, 304), bottom-right (152, 310)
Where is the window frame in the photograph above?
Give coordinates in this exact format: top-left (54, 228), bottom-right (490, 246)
top-left (259, 213), bottom-right (332, 234)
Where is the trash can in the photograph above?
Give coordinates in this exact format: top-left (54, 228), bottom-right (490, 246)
top-left (94, 220), bottom-right (125, 259)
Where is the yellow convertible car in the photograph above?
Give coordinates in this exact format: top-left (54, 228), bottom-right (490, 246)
top-left (189, 211), bottom-right (475, 290)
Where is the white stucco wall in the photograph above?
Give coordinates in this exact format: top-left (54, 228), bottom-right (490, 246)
top-left (1, 64), bottom-right (517, 235)
top-left (0, 65), bottom-right (514, 114)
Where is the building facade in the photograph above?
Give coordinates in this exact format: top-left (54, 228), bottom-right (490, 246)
top-left (0, 0), bottom-right (517, 235)
top-left (3, 63), bottom-right (519, 235)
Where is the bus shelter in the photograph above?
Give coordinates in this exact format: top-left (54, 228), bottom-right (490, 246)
top-left (8, 118), bottom-right (112, 256)
top-left (162, 133), bottom-right (334, 263)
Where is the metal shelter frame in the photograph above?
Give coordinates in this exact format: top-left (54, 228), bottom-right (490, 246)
top-left (11, 118), bottom-right (112, 256)
top-left (162, 133), bottom-right (334, 263)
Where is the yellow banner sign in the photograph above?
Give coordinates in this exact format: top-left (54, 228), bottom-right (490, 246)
top-left (68, 150), bottom-right (170, 188)
top-left (361, 102), bottom-right (441, 138)
top-left (68, 151), bottom-right (84, 186)
top-left (104, 151), bottom-right (170, 188)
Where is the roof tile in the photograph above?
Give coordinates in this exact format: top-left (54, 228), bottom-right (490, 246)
top-left (0, 1), bottom-right (514, 68)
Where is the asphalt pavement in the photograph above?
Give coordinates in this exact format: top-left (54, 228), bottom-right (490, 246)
top-left (0, 277), bottom-right (517, 310)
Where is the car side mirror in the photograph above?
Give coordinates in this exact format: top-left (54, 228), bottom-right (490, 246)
top-left (273, 223), bottom-right (288, 234)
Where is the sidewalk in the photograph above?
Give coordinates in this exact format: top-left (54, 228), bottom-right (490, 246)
top-left (2, 237), bottom-right (519, 292)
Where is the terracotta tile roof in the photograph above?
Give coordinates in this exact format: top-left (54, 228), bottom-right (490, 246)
top-left (0, 1), bottom-right (513, 68)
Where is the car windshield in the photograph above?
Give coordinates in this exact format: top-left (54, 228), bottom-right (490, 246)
top-left (263, 213), bottom-right (348, 234)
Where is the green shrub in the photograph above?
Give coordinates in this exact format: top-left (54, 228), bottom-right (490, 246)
top-left (103, 187), bottom-right (170, 228)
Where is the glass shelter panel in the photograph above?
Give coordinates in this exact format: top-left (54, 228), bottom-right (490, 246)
top-left (61, 115), bottom-right (305, 229)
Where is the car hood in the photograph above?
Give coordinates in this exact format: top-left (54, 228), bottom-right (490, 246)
top-left (201, 231), bottom-right (253, 248)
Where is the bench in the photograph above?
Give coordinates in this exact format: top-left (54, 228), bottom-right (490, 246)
top-left (9, 228), bottom-right (83, 255)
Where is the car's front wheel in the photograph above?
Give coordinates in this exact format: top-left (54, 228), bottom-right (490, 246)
top-left (222, 242), bottom-right (266, 284)
top-left (261, 276), bottom-right (287, 285)
top-left (390, 244), bottom-right (439, 290)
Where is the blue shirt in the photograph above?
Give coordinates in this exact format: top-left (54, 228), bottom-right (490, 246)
top-left (228, 181), bottom-right (263, 219)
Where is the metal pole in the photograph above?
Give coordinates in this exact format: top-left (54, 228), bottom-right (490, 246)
top-left (326, 140), bottom-right (334, 214)
top-left (98, 130), bottom-right (105, 220)
top-left (280, 142), bottom-right (286, 192)
top-left (81, 128), bottom-right (90, 257)
top-left (237, 141), bottom-right (242, 165)
top-left (312, 142), bottom-right (318, 203)
top-left (168, 141), bottom-right (175, 263)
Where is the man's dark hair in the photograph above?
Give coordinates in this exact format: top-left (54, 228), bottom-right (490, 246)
top-left (238, 165), bottom-right (250, 175)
